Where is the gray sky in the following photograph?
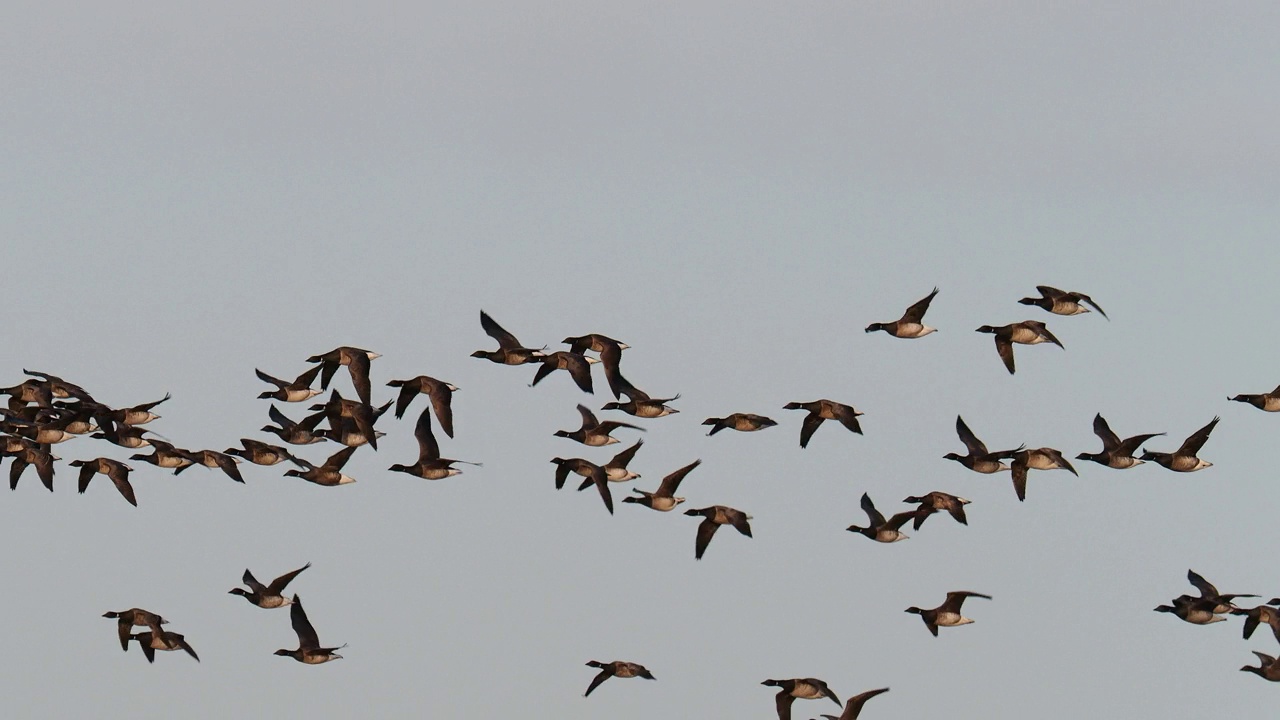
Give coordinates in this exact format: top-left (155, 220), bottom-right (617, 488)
top-left (4, 1), bottom-right (1280, 717)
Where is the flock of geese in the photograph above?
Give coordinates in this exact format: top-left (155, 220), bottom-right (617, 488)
top-left (6, 284), bottom-right (1280, 717)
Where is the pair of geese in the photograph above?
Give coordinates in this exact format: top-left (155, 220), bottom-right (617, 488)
top-left (581, 666), bottom-right (888, 720)
top-left (864, 285), bottom-right (1106, 374)
top-left (103, 563), bottom-right (343, 665)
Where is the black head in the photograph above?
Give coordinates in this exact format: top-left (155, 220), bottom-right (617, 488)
top-left (600, 402), bottom-right (622, 411)
top-left (975, 325), bottom-right (996, 334)
top-left (864, 323), bottom-right (884, 333)
top-left (1017, 297), bottom-right (1038, 306)
top-left (257, 391), bottom-right (276, 399)
top-left (782, 402), bottom-right (802, 410)
top-left (102, 611), bottom-right (119, 619)
top-left (1076, 451), bottom-right (1102, 462)
top-left (1139, 451), bottom-right (1156, 461)
top-left (846, 524), bottom-right (867, 534)
top-left (761, 679), bottom-right (783, 688)
top-left (273, 649), bottom-right (295, 657)
top-left (228, 588), bottom-right (248, 597)
top-left (470, 350), bottom-right (489, 359)
top-left (388, 464), bottom-right (409, 473)
top-left (683, 508), bottom-right (704, 517)
top-left (1153, 605), bottom-right (1175, 613)
top-left (942, 452), bottom-right (963, 462)
top-left (700, 418), bottom-right (719, 426)
top-left (552, 430), bottom-right (570, 438)
top-left (128, 453), bottom-right (147, 461)
top-left (621, 496), bottom-right (640, 504)
top-left (903, 496), bottom-right (922, 503)
top-left (585, 660), bottom-right (605, 668)
top-left (904, 607), bottom-right (923, 615)
top-left (283, 469), bottom-right (303, 478)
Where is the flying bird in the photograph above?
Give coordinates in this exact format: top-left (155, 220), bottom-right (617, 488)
top-left (865, 287), bottom-right (939, 339)
top-left (274, 595), bottom-right (345, 664)
top-left (306, 346), bottom-right (380, 407)
top-left (783, 399), bottom-right (863, 448)
top-left (975, 321), bottom-right (1064, 374)
top-left (582, 660), bottom-right (655, 697)
top-left (1018, 285), bottom-right (1108, 319)
top-left (230, 563), bottom-right (312, 608)
top-left (905, 591), bottom-right (992, 636)
top-left (471, 311), bottom-right (546, 366)
top-left (684, 505), bottom-right (753, 560)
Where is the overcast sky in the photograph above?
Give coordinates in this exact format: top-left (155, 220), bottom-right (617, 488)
top-left (3, 1), bottom-right (1280, 717)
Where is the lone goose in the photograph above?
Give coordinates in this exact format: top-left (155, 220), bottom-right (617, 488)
top-left (4, 445), bottom-right (57, 491)
top-left (684, 505), bottom-right (753, 560)
top-left (761, 678), bottom-right (840, 720)
top-left (1231, 600), bottom-right (1280, 643)
top-left (865, 287), bottom-right (939, 339)
top-left (902, 492), bottom-right (970, 530)
top-left (530, 351), bottom-right (597, 394)
top-left (471, 311), bottom-right (546, 366)
top-left (283, 446), bottom-right (359, 487)
top-left (555, 404), bottom-right (643, 446)
top-left (1009, 447), bottom-right (1077, 502)
top-left (103, 608), bottom-right (168, 652)
top-left (816, 687), bottom-right (890, 720)
top-left (229, 563), bottom-right (311, 608)
top-left (944, 416), bottom-right (1022, 474)
top-left (388, 408), bottom-right (481, 480)
top-left (623, 459), bottom-right (700, 512)
top-left (1140, 417), bottom-right (1218, 472)
top-left (261, 404), bottom-right (327, 445)
top-left (905, 591), bottom-right (992, 636)
top-left (1076, 414), bottom-right (1163, 469)
top-left (783, 399), bottom-right (863, 448)
top-left (256, 366), bottom-right (323, 403)
top-left (582, 660), bottom-right (655, 697)
top-left (129, 630), bottom-right (199, 663)
top-left (1018, 286), bottom-right (1108, 319)
top-left (975, 321), bottom-right (1064, 375)
top-left (702, 413), bottom-right (777, 436)
top-left (224, 438), bottom-right (305, 468)
top-left (1241, 652), bottom-right (1280, 681)
top-left (600, 370), bottom-right (680, 418)
top-left (71, 458), bottom-right (136, 506)
top-left (1229, 385), bottom-right (1280, 412)
top-left (306, 346), bottom-right (380, 408)
top-left (846, 493), bottom-right (914, 543)
top-left (387, 375), bottom-right (457, 436)
top-left (274, 594), bottom-right (345, 664)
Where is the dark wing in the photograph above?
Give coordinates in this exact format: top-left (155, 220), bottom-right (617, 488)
top-left (289, 596), bottom-right (321, 650)
top-left (832, 404), bottom-right (863, 435)
top-left (107, 465), bottom-right (138, 507)
top-left (132, 393), bottom-right (171, 413)
top-left (324, 446), bottom-right (359, 471)
top-left (267, 562), bottom-right (312, 595)
top-left (1116, 432), bottom-right (1163, 456)
top-left (346, 354), bottom-right (373, 408)
top-left (955, 416), bottom-right (988, 455)
top-left (599, 341), bottom-right (626, 400)
top-left (589, 465), bottom-right (613, 515)
top-left (293, 365), bottom-right (323, 387)
top-left (1187, 569), bottom-right (1219, 599)
top-left (596, 420), bottom-right (645, 434)
top-left (900, 287), bottom-right (939, 324)
top-left (1035, 285), bottom-right (1065, 299)
top-left (1011, 456), bottom-right (1028, 502)
top-left (141, 641), bottom-right (156, 663)
top-left (33, 452), bottom-right (54, 491)
top-left (576, 404), bottom-right (599, 430)
top-left (213, 452), bottom-right (244, 483)
top-left (392, 379), bottom-right (422, 420)
top-left (1092, 413), bottom-right (1121, 450)
top-left (480, 310), bottom-right (522, 349)
top-left (583, 667), bottom-right (613, 697)
top-left (860, 493), bottom-right (886, 526)
top-left (694, 518), bottom-right (721, 560)
top-left (947, 502), bottom-right (968, 525)
top-left (9, 456), bottom-right (28, 490)
top-left (798, 413), bottom-right (824, 449)
top-left (995, 336), bottom-right (1016, 374)
top-left (843, 688), bottom-right (890, 720)
top-left (268, 404), bottom-right (297, 429)
top-left (425, 380), bottom-right (455, 438)
top-left (729, 510), bottom-right (753, 537)
top-left (529, 359), bottom-right (557, 387)
top-left (656, 459), bottom-right (700, 497)
top-left (612, 368), bottom-right (649, 402)
top-left (606, 439), bottom-right (644, 470)
top-left (116, 619), bottom-right (132, 652)
top-left (885, 511), bottom-right (917, 532)
top-left (1243, 611), bottom-right (1261, 640)
top-left (176, 635), bottom-right (199, 661)
top-left (1023, 320), bottom-right (1063, 348)
top-left (255, 369), bottom-right (287, 388)
top-left (1178, 417), bottom-right (1219, 456)
top-left (942, 591), bottom-right (992, 613)
top-left (242, 569), bottom-right (267, 594)
top-left (1073, 292), bottom-right (1108, 319)
top-left (565, 354), bottom-right (594, 394)
top-left (775, 690), bottom-right (796, 720)
top-left (76, 462), bottom-right (96, 494)
top-left (553, 461), bottom-right (571, 490)
top-left (414, 408), bottom-right (441, 461)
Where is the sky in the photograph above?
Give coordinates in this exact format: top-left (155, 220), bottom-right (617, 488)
top-left (3, 1), bottom-right (1280, 717)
